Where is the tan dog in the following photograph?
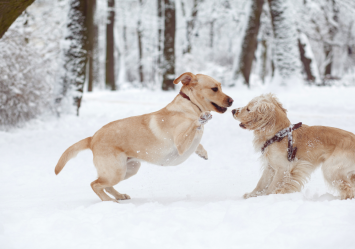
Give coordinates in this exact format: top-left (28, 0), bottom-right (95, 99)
top-left (232, 93), bottom-right (355, 199)
top-left (55, 72), bottom-right (233, 202)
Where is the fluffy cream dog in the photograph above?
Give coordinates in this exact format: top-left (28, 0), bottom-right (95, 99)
top-left (232, 93), bottom-right (355, 199)
top-left (55, 72), bottom-right (233, 202)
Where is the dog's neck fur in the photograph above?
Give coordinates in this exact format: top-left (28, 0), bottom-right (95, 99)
top-left (166, 93), bottom-right (203, 116)
top-left (253, 108), bottom-right (291, 151)
top-left (178, 90), bottom-right (203, 113)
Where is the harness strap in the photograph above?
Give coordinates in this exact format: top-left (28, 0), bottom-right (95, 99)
top-left (261, 122), bottom-right (302, 162)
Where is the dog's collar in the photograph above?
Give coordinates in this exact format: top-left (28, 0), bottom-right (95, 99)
top-left (179, 91), bottom-right (202, 112)
top-left (261, 122), bottom-right (302, 162)
top-left (179, 91), bottom-right (191, 101)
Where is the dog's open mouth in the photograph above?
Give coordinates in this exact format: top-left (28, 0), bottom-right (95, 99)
top-left (211, 102), bottom-right (227, 113)
top-left (239, 123), bottom-right (247, 129)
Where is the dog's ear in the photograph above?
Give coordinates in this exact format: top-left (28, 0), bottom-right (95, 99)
top-left (264, 93), bottom-right (287, 113)
top-left (254, 101), bottom-right (274, 114)
top-left (254, 101), bottom-right (276, 130)
top-left (173, 72), bottom-right (196, 85)
top-left (268, 94), bottom-right (287, 114)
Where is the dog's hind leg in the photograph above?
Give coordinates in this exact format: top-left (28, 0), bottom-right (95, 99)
top-left (124, 159), bottom-right (141, 180)
top-left (91, 149), bottom-right (128, 202)
top-left (345, 170), bottom-right (355, 199)
top-left (322, 155), bottom-right (355, 199)
top-left (104, 159), bottom-right (141, 200)
top-left (105, 187), bottom-right (130, 200)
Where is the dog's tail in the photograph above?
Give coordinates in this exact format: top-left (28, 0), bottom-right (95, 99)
top-left (55, 137), bottom-right (92, 175)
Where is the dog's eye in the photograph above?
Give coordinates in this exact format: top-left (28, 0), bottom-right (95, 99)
top-left (211, 87), bottom-right (218, 92)
top-left (247, 108), bottom-right (250, 112)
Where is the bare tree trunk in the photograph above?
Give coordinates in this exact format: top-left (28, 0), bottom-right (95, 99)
top-left (182, 0), bottom-right (198, 54)
top-left (237, 0), bottom-right (264, 86)
top-left (0, 0), bottom-right (35, 39)
top-left (209, 19), bottom-right (215, 48)
top-left (137, 0), bottom-right (144, 85)
top-left (324, 47), bottom-right (332, 76)
top-left (162, 0), bottom-right (175, 91)
top-left (323, 0), bottom-right (338, 78)
top-left (123, 25), bottom-right (128, 52)
top-left (137, 21), bottom-right (144, 84)
top-left (298, 38), bottom-right (315, 82)
top-left (92, 5), bottom-right (100, 88)
top-left (60, 0), bottom-right (89, 116)
top-left (106, 0), bottom-right (116, 90)
top-left (260, 39), bottom-right (268, 83)
top-left (121, 7), bottom-right (128, 83)
top-left (267, 0), bottom-right (300, 85)
top-left (157, 0), bottom-right (163, 68)
top-left (87, 0), bottom-right (96, 92)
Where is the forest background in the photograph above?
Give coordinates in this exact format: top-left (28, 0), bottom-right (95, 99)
top-left (1, 2), bottom-right (355, 247)
top-left (1, 0), bottom-right (355, 128)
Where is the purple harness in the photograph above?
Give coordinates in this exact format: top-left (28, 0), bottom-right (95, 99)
top-left (261, 122), bottom-right (302, 162)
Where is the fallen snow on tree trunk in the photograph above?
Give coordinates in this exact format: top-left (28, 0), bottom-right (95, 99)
top-left (1, 87), bottom-right (355, 248)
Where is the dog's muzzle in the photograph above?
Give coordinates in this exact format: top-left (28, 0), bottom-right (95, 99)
top-left (232, 108), bottom-right (240, 117)
top-left (227, 97), bottom-right (234, 107)
top-left (239, 123), bottom-right (247, 129)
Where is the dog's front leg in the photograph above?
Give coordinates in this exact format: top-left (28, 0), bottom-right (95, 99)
top-left (174, 111), bottom-right (212, 155)
top-left (244, 165), bottom-right (275, 199)
top-left (174, 121), bottom-right (200, 155)
top-left (195, 144), bottom-right (208, 160)
top-left (264, 164), bottom-right (291, 195)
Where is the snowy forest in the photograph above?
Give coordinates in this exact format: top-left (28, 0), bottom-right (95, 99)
top-left (1, 0), bottom-right (355, 129)
top-left (2, 1), bottom-right (355, 248)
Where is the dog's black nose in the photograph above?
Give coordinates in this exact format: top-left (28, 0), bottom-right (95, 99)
top-left (232, 109), bottom-right (236, 115)
top-left (228, 98), bottom-right (234, 106)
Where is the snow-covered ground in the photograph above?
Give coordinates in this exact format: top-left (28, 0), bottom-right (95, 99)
top-left (1, 86), bottom-right (355, 249)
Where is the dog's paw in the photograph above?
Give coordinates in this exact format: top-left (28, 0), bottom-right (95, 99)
top-left (273, 188), bottom-right (285, 194)
top-left (195, 144), bottom-right (208, 159)
top-left (196, 152), bottom-right (208, 160)
top-left (198, 111), bottom-right (212, 125)
top-left (243, 193), bottom-right (252, 199)
top-left (243, 192), bottom-right (258, 199)
top-left (116, 194), bottom-right (131, 200)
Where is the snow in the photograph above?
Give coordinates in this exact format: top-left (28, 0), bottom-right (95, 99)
top-left (1, 87), bottom-right (355, 248)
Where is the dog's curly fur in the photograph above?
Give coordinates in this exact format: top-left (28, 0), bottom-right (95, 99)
top-left (232, 93), bottom-right (355, 199)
